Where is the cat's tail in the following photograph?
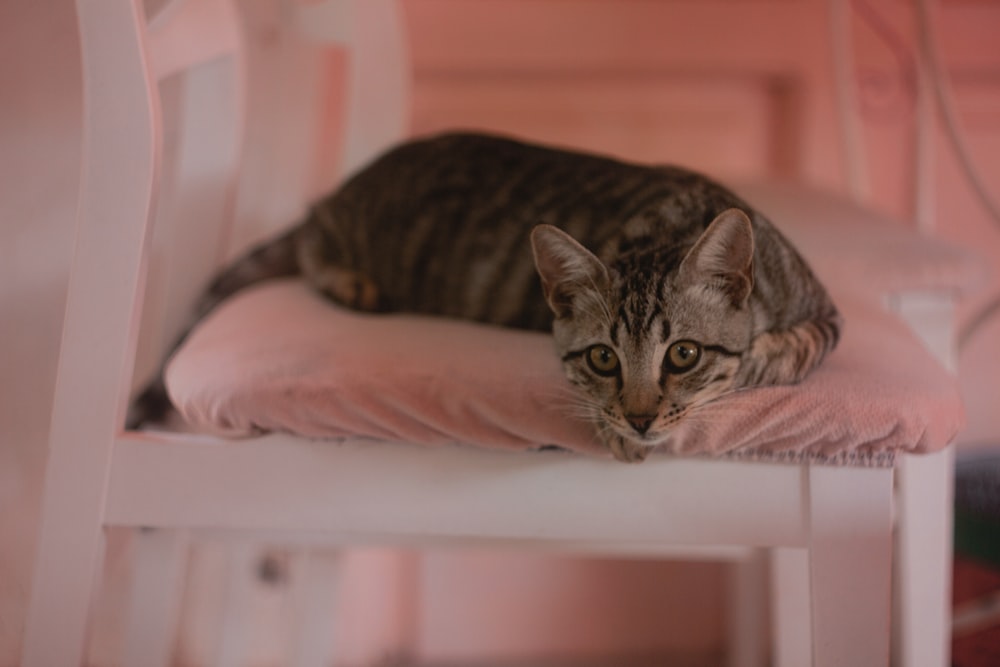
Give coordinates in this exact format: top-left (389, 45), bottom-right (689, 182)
top-left (192, 224), bottom-right (305, 321)
top-left (126, 224), bottom-right (304, 428)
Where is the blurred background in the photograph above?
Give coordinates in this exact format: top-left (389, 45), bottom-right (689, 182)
top-left (2, 1), bottom-right (998, 665)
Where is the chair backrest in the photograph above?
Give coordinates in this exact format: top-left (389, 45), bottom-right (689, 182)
top-left (129, 0), bottom-right (411, 396)
top-left (23, 2), bottom-right (248, 663)
top-left (27, 4), bottom-right (410, 664)
top-left (57, 0), bottom-right (251, 440)
top-left (129, 0), bottom-right (248, 392)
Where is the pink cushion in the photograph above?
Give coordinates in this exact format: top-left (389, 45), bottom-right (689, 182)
top-left (166, 279), bottom-right (964, 466)
top-left (734, 182), bottom-right (986, 296)
top-left (166, 187), bottom-right (980, 466)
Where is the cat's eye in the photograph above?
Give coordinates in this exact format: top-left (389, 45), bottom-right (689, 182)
top-left (665, 340), bottom-right (702, 373)
top-left (586, 344), bottom-right (620, 376)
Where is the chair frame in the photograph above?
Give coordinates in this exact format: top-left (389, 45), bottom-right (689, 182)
top-left (23, 1), bottom-right (955, 666)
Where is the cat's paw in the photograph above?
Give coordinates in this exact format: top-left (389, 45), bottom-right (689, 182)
top-left (605, 434), bottom-right (652, 464)
top-left (315, 267), bottom-right (381, 311)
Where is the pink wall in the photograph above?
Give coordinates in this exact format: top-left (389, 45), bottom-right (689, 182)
top-left (2, 1), bottom-right (998, 666)
top-left (0, 1), bottom-right (81, 664)
top-left (415, 549), bottom-right (725, 664)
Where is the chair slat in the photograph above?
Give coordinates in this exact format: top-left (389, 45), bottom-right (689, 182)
top-left (148, 0), bottom-right (243, 81)
top-left (23, 1), bottom-right (160, 664)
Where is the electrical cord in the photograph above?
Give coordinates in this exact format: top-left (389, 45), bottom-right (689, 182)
top-left (914, 0), bottom-right (1000, 350)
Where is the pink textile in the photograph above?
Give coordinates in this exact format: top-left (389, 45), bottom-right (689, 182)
top-left (167, 280), bottom-right (604, 455)
top-left (165, 186), bottom-right (983, 466)
top-left (167, 280), bottom-right (963, 467)
top-left (734, 182), bottom-right (987, 295)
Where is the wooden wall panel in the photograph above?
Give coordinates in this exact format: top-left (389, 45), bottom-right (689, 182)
top-left (403, 0), bottom-right (846, 187)
top-left (412, 75), bottom-right (777, 176)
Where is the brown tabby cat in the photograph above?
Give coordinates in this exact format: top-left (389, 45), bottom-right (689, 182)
top-left (133, 132), bottom-right (841, 462)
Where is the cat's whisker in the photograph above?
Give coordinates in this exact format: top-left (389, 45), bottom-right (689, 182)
top-left (574, 298), bottom-right (613, 330)
top-left (532, 385), bottom-right (583, 402)
top-left (584, 276), bottom-right (615, 327)
top-left (535, 386), bottom-right (602, 409)
top-left (545, 392), bottom-right (608, 424)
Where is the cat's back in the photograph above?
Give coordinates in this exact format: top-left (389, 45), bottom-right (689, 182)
top-left (329, 132), bottom-right (670, 226)
top-left (318, 132), bottom-right (734, 257)
top-left (310, 133), bottom-right (698, 326)
top-left (305, 132), bottom-right (822, 330)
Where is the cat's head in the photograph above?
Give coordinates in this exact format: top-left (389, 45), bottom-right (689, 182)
top-left (531, 209), bottom-right (755, 458)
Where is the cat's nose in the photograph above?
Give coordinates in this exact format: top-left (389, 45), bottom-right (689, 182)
top-left (626, 414), bottom-right (656, 435)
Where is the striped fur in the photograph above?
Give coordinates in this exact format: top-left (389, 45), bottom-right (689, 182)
top-left (131, 132), bottom-right (841, 462)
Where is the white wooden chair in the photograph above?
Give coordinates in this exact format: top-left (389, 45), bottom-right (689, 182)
top-left (23, 1), bottom-right (962, 666)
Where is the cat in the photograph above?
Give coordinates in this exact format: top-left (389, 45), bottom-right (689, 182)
top-left (132, 131), bottom-right (842, 463)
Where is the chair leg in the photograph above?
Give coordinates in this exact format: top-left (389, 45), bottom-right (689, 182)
top-left (124, 529), bottom-right (190, 667)
top-left (808, 465), bottom-right (894, 667)
top-left (727, 550), bottom-right (767, 667)
top-left (290, 549), bottom-right (342, 667)
top-left (216, 542), bottom-right (259, 667)
top-left (22, 507), bottom-right (108, 667)
top-left (894, 447), bottom-right (954, 667)
top-left (771, 547), bottom-right (812, 667)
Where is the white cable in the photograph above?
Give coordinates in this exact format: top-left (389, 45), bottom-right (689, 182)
top-left (914, 0), bottom-right (1000, 350)
top-left (829, 0), bottom-right (869, 200)
top-left (915, 0), bottom-right (1000, 224)
top-left (913, 12), bottom-right (936, 235)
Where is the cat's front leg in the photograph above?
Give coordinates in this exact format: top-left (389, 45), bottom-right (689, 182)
top-left (604, 433), bottom-right (651, 464)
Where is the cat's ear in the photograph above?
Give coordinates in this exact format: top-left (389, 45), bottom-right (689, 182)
top-left (531, 224), bottom-right (609, 318)
top-left (678, 208), bottom-right (755, 306)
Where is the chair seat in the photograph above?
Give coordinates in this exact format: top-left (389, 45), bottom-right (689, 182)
top-left (164, 276), bottom-right (961, 467)
top-left (163, 182), bottom-right (980, 467)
